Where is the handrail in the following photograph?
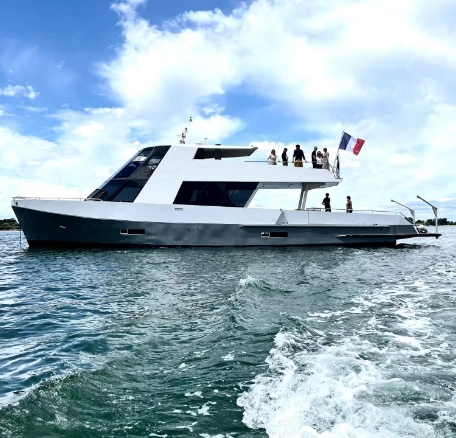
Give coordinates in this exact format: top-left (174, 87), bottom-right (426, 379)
top-left (13, 196), bottom-right (93, 202)
top-left (304, 207), bottom-right (401, 214)
top-left (12, 196), bottom-right (401, 215)
top-left (245, 160), bottom-right (339, 178)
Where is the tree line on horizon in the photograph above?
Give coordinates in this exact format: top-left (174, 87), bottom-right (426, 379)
top-left (0, 218), bottom-right (20, 230)
top-left (414, 218), bottom-right (456, 226)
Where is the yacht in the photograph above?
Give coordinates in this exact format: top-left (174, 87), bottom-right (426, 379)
top-left (12, 144), bottom-right (440, 247)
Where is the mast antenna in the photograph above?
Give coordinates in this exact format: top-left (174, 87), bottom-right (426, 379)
top-left (178, 116), bottom-right (193, 144)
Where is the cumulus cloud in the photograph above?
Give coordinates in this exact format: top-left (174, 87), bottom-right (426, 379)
top-left (0, 0), bottom-right (456, 219)
top-left (0, 84), bottom-right (39, 99)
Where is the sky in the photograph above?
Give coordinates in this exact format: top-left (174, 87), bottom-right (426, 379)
top-left (0, 0), bottom-right (455, 220)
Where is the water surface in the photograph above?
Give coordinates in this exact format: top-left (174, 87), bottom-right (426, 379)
top-left (1, 229), bottom-right (455, 437)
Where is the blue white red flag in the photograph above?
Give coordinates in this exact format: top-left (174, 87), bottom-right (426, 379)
top-left (339, 132), bottom-right (365, 156)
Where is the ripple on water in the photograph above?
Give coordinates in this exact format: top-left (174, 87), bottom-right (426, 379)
top-left (0, 229), bottom-right (455, 437)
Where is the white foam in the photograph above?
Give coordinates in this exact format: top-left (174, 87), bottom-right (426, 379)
top-left (199, 434), bottom-right (234, 438)
top-left (238, 328), bottom-right (438, 437)
top-left (185, 391), bottom-right (203, 398)
top-left (238, 276), bottom-right (259, 287)
top-left (238, 268), bottom-right (456, 437)
top-left (221, 352), bottom-right (235, 361)
top-left (197, 403), bottom-right (212, 416)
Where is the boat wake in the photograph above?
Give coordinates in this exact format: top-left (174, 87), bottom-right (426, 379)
top-left (237, 271), bottom-right (456, 437)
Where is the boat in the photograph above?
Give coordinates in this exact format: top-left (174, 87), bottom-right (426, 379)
top-left (11, 144), bottom-right (441, 247)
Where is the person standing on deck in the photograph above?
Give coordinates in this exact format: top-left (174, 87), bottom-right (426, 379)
top-left (316, 151), bottom-right (323, 169)
top-left (292, 144), bottom-right (306, 167)
top-left (322, 148), bottom-right (329, 170)
top-left (346, 196), bottom-right (353, 213)
top-left (267, 149), bottom-right (277, 165)
top-left (281, 148), bottom-right (288, 166)
top-left (311, 146), bottom-right (318, 168)
top-left (322, 193), bottom-right (331, 212)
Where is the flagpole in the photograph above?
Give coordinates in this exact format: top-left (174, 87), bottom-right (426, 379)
top-left (333, 131), bottom-right (344, 178)
top-left (333, 131), bottom-right (344, 168)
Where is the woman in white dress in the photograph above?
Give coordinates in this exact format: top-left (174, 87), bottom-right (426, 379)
top-left (322, 148), bottom-right (329, 170)
top-left (316, 151), bottom-right (323, 169)
top-left (267, 149), bottom-right (277, 165)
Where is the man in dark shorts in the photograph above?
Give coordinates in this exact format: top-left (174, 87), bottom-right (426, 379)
top-left (322, 193), bottom-right (331, 212)
top-left (282, 148), bottom-right (288, 166)
top-left (346, 196), bottom-right (353, 213)
top-left (292, 144), bottom-right (306, 167)
top-left (311, 146), bottom-right (318, 168)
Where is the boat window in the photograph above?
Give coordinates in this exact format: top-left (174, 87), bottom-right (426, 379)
top-left (120, 229), bottom-right (145, 235)
top-left (173, 181), bottom-right (258, 207)
top-left (111, 180), bottom-right (143, 202)
top-left (86, 189), bottom-right (107, 200)
top-left (261, 231), bottom-right (288, 238)
top-left (98, 181), bottom-right (125, 200)
top-left (86, 146), bottom-right (170, 202)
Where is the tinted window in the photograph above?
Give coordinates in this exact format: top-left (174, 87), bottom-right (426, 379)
top-left (112, 161), bottom-right (142, 179)
top-left (87, 146), bottom-right (170, 202)
top-left (100, 180), bottom-right (125, 199)
top-left (147, 146), bottom-right (170, 161)
top-left (111, 180), bottom-right (144, 202)
top-left (173, 182), bottom-right (258, 207)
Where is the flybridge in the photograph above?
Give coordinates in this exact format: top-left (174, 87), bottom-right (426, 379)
top-left (85, 144), bottom-right (341, 208)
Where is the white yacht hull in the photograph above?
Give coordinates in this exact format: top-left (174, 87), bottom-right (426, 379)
top-left (12, 199), bottom-right (423, 248)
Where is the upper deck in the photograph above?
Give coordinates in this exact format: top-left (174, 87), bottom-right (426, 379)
top-left (86, 144), bottom-right (341, 206)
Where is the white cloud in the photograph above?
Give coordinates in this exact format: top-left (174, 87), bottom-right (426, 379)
top-left (1, 0), bottom-right (456, 219)
top-left (0, 84), bottom-right (39, 99)
top-left (18, 105), bottom-right (48, 113)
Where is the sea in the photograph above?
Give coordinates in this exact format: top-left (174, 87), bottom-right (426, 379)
top-left (0, 228), bottom-right (455, 438)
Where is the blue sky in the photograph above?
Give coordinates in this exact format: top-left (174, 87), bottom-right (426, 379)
top-left (1, 0), bottom-right (455, 220)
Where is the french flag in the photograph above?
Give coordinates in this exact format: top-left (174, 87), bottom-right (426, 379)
top-left (339, 132), bottom-right (365, 156)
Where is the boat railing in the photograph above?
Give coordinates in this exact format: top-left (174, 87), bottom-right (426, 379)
top-left (12, 196), bottom-right (99, 202)
top-left (304, 207), bottom-right (401, 215)
top-left (245, 161), bottom-right (340, 178)
top-left (11, 197), bottom-right (401, 215)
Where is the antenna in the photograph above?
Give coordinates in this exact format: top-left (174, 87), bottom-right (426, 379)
top-left (177, 116), bottom-right (193, 144)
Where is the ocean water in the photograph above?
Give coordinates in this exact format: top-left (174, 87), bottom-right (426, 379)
top-left (0, 229), bottom-right (455, 437)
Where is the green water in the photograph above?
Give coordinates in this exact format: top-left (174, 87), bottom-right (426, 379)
top-left (1, 230), bottom-right (455, 437)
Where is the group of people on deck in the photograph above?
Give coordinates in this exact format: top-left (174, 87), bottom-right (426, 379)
top-left (321, 194), bottom-right (353, 213)
top-left (267, 145), bottom-right (330, 169)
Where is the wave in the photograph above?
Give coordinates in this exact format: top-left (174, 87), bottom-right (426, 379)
top-left (238, 273), bottom-right (456, 437)
top-left (237, 327), bottom-right (444, 437)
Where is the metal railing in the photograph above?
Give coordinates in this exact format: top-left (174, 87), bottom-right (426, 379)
top-left (303, 207), bottom-right (401, 215)
top-left (245, 161), bottom-right (340, 178)
top-left (13, 196), bottom-right (95, 202)
top-left (11, 196), bottom-right (401, 215)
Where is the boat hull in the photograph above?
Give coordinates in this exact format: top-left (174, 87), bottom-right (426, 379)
top-left (12, 205), bottom-right (418, 248)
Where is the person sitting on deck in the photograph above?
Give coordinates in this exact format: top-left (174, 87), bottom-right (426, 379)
top-left (292, 144), bottom-right (306, 167)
